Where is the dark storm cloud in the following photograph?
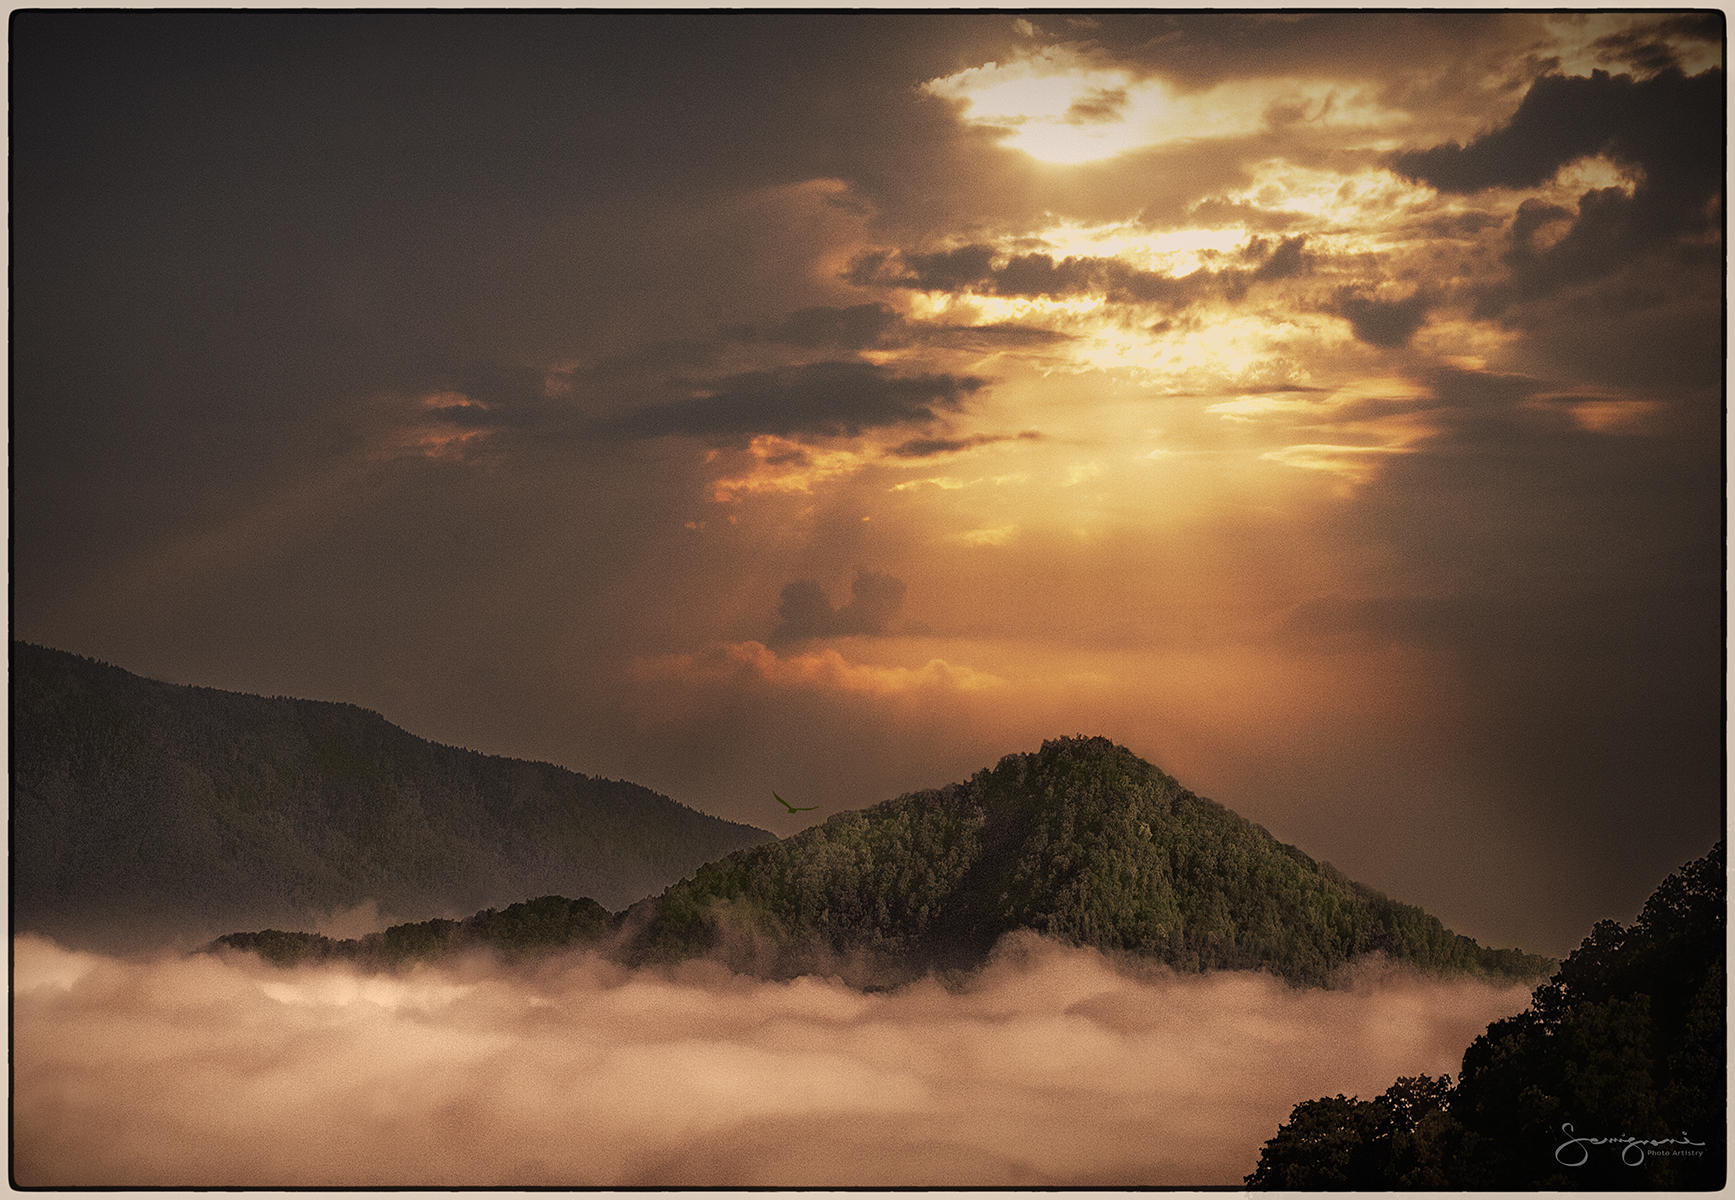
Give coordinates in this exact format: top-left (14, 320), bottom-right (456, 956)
top-left (746, 303), bottom-right (907, 350)
top-left (11, 10), bottom-right (1032, 615)
top-left (846, 244), bottom-right (999, 291)
top-left (1031, 11), bottom-right (1533, 91)
top-left (1506, 198), bottom-right (1576, 255)
top-left (931, 321), bottom-right (1074, 348)
top-left (591, 338), bottom-right (727, 376)
top-left (732, 303), bottom-right (1072, 354)
top-left (847, 239), bottom-right (1309, 309)
top-left (607, 363), bottom-right (985, 444)
top-left (992, 252), bottom-right (1111, 297)
top-left (1064, 86), bottom-right (1129, 124)
top-left (846, 245), bottom-right (1091, 297)
top-left (1332, 288), bottom-right (1436, 349)
top-left (1392, 68), bottom-right (1722, 193)
top-left (1591, 13), bottom-right (1723, 76)
top-left (774, 570), bottom-right (908, 641)
top-left (887, 431), bottom-right (1043, 459)
top-left (1395, 67), bottom-right (1723, 312)
top-left (1247, 235), bottom-right (1312, 281)
top-left (1482, 181), bottom-right (1717, 315)
top-left (1490, 252), bottom-right (1722, 395)
top-left (1409, 210), bottom-right (1506, 240)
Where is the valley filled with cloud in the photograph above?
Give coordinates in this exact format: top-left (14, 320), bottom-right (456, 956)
top-left (14, 933), bottom-right (1529, 1187)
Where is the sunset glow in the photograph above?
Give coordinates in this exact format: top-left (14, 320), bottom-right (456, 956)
top-left (14, 10), bottom-right (1723, 963)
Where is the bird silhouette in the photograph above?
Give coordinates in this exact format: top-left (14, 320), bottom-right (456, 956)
top-left (774, 791), bottom-right (818, 814)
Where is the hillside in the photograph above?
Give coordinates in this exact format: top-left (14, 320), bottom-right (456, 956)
top-left (212, 894), bottom-right (617, 969)
top-left (11, 642), bottom-right (771, 951)
top-left (621, 736), bottom-right (1549, 986)
top-left (1248, 843), bottom-right (1724, 1188)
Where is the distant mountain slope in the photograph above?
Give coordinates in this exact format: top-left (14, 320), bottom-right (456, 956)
top-left (11, 642), bottom-right (771, 951)
top-left (622, 736), bottom-right (1549, 986)
top-left (212, 895), bottom-right (617, 969)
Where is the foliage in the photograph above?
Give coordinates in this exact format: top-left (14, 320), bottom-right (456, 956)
top-left (624, 736), bottom-right (1551, 986)
top-left (214, 894), bottom-right (615, 968)
top-left (11, 642), bottom-right (771, 950)
top-left (1247, 843), bottom-right (1725, 1189)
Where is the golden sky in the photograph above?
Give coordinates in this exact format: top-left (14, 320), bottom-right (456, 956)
top-left (12, 11), bottom-right (1724, 954)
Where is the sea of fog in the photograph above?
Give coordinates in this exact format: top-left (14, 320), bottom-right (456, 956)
top-left (13, 931), bottom-right (1530, 1187)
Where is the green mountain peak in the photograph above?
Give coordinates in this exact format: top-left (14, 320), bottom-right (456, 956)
top-left (622, 735), bottom-right (1550, 986)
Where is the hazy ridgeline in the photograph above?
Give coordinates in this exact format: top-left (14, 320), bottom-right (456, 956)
top-left (11, 642), bottom-right (770, 951)
top-left (13, 933), bottom-right (1528, 1187)
top-left (207, 737), bottom-right (1550, 991)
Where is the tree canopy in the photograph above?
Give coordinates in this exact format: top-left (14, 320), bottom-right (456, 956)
top-left (12, 642), bottom-right (770, 949)
top-left (624, 737), bottom-right (1551, 986)
top-left (213, 894), bottom-right (616, 968)
top-left (1247, 842), bottom-right (1724, 1189)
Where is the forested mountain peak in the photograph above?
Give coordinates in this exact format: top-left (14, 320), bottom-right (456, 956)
top-left (623, 735), bottom-right (1550, 986)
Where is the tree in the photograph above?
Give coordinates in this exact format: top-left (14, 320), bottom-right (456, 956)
top-left (1247, 843), bottom-right (1725, 1190)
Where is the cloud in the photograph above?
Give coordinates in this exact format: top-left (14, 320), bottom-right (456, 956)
top-left (11, 8), bottom-right (1721, 994)
top-left (847, 243), bottom-right (1000, 291)
top-left (1332, 288), bottom-right (1435, 348)
top-left (732, 304), bottom-right (1074, 353)
top-left (1395, 65), bottom-right (1724, 208)
top-left (1395, 70), bottom-right (1653, 193)
top-left (635, 639), bottom-right (1000, 699)
top-left (1590, 14), bottom-right (1723, 76)
top-left (745, 302), bottom-right (907, 350)
top-left (926, 321), bottom-right (1075, 349)
top-left (607, 362), bottom-right (986, 444)
top-left (847, 237), bottom-right (1309, 310)
top-left (1394, 67), bottom-right (1723, 308)
top-left (1064, 86), bottom-right (1129, 124)
top-left (775, 569), bottom-right (909, 640)
top-left (1248, 234), bottom-right (1312, 281)
top-left (11, 933), bottom-right (1532, 1186)
top-left (887, 431), bottom-right (1043, 459)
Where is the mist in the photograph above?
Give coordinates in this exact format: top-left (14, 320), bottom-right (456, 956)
top-left (13, 932), bottom-right (1531, 1187)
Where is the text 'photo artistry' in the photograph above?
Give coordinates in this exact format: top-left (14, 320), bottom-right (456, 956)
top-left (9, 8), bottom-right (1726, 1192)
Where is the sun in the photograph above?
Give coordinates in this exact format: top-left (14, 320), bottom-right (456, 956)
top-left (922, 51), bottom-right (1161, 166)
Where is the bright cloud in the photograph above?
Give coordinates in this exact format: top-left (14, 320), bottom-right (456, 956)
top-left (923, 47), bottom-right (1408, 165)
top-left (630, 640), bottom-right (1004, 698)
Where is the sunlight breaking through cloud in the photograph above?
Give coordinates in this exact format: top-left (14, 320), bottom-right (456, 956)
top-left (923, 48), bottom-right (1406, 165)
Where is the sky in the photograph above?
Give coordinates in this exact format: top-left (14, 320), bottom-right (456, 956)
top-left (11, 11), bottom-right (1724, 957)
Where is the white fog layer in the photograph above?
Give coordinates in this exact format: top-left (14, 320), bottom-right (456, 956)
top-left (13, 932), bottom-right (1531, 1186)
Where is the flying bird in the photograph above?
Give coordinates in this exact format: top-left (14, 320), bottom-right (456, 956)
top-left (774, 791), bottom-right (818, 814)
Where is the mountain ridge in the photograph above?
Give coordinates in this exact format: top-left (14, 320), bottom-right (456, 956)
top-left (11, 641), bottom-right (772, 951)
top-left (615, 735), bottom-right (1549, 986)
top-left (209, 738), bottom-right (1551, 989)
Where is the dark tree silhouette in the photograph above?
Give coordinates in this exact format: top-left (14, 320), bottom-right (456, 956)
top-left (1248, 843), bottom-right (1725, 1189)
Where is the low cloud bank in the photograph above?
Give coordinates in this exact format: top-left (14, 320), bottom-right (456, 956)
top-left (13, 932), bottom-right (1530, 1187)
